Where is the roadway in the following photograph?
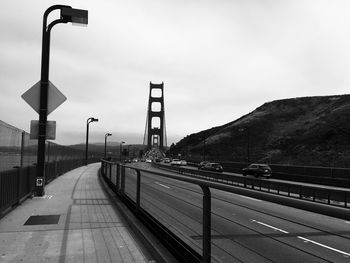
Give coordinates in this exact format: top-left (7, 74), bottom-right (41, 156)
top-left (183, 164), bottom-right (350, 192)
top-left (123, 162), bottom-right (350, 262)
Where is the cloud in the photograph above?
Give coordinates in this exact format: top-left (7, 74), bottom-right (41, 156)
top-left (2, 0), bottom-right (350, 147)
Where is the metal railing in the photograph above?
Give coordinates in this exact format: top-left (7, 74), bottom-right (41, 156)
top-left (100, 160), bottom-right (350, 263)
top-left (155, 163), bottom-right (350, 209)
top-left (0, 120), bottom-right (100, 218)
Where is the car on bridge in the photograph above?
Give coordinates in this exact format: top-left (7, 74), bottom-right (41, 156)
top-left (242, 164), bottom-right (272, 178)
top-left (199, 162), bottom-right (223, 173)
top-left (163, 158), bottom-right (171, 163)
top-left (198, 161), bottom-right (209, 169)
top-left (170, 159), bottom-right (182, 166)
top-left (180, 160), bottom-right (187, 166)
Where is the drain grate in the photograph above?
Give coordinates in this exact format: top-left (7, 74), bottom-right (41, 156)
top-left (24, 215), bottom-right (60, 225)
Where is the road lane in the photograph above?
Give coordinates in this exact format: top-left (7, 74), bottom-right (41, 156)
top-left (122, 163), bottom-right (350, 262)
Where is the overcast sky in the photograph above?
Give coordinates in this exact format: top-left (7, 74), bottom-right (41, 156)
top-left (1, 0), bottom-right (350, 146)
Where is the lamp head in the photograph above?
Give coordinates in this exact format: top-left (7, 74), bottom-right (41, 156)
top-left (61, 7), bottom-right (88, 25)
top-left (92, 118), bottom-right (98, 122)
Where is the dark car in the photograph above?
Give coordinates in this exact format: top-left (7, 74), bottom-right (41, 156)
top-left (199, 162), bottom-right (224, 173)
top-left (198, 161), bottom-right (209, 169)
top-left (242, 164), bottom-right (272, 178)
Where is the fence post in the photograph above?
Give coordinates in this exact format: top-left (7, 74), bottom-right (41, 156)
top-left (109, 163), bottom-right (112, 180)
top-left (17, 131), bottom-right (25, 204)
top-left (136, 170), bottom-right (141, 212)
top-left (345, 192), bottom-right (347, 208)
top-left (121, 165), bottom-right (125, 194)
top-left (116, 163), bottom-right (120, 192)
top-left (200, 185), bottom-right (211, 263)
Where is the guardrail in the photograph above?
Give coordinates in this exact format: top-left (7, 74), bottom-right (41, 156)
top-left (100, 160), bottom-right (350, 263)
top-left (0, 158), bottom-right (100, 218)
top-left (155, 163), bottom-right (350, 209)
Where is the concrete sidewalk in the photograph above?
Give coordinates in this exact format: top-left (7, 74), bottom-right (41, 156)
top-left (0, 163), bottom-right (155, 262)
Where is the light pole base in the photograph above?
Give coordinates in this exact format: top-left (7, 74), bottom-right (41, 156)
top-left (35, 178), bottom-right (45, 196)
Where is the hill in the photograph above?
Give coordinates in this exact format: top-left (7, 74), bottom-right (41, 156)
top-left (169, 95), bottom-right (350, 167)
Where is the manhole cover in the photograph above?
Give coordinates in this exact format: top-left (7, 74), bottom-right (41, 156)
top-left (24, 215), bottom-right (60, 225)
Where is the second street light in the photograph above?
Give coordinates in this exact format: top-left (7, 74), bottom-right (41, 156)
top-left (104, 133), bottom-right (112, 159)
top-left (85, 117), bottom-right (98, 165)
top-left (35, 5), bottom-right (88, 196)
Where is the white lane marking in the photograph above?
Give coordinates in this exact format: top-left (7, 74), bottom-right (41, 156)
top-left (251, 219), bottom-right (289, 234)
top-left (155, 182), bottom-right (170, 189)
top-left (240, 196), bottom-right (261, 202)
top-left (345, 221), bottom-right (350, 224)
top-left (297, 236), bottom-right (350, 257)
top-left (252, 219), bottom-right (350, 257)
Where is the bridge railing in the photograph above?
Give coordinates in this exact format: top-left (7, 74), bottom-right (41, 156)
top-left (0, 120), bottom-right (99, 218)
top-left (100, 159), bottom-right (350, 263)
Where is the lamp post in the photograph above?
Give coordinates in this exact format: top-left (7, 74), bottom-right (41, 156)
top-left (128, 144), bottom-right (131, 159)
top-left (85, 117), bottom-right (98, 165)
top-left (36, 5), bottom-right (88, 196)
top-left (104, 133), bottom-right (112, 159)
top-left (120, 141), bottom-right (125, 161)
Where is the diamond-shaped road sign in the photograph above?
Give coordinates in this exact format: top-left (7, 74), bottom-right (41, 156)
top-left (21, 81), bottom-right (67, 115)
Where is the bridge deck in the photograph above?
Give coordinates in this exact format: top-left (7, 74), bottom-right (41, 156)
top-left (0, 163), bottom-right (155, 262)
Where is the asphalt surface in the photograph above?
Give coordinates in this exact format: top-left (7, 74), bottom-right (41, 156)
top-left (123, 162), bottom-right (350, 263)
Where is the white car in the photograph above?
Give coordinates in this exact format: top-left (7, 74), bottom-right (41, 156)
top-left (180, 160), bottom-right (187, 166)
top-left (145, 159), bottom-right (152, 163)
top-left (170, 159), bottom-right (181, 166)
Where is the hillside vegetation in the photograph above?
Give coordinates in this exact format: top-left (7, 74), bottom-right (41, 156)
top-left (169, 95), bottom-right (350, 167)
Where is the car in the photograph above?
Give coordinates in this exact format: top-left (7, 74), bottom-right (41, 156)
top-left (180, 160), bottom-right (187, 166)
top-left (145, 159), bottom-right (152, 163)
top-left (242, 164), bottom-right (272, 178)
top-left (170, 159), bottom-right (181, 166)
top-left (199, 162), bottom-right (223, 173)
top-left (163, 158), bottom-right (171, 163)
top-left (198, 161), bottom-right (209, 169)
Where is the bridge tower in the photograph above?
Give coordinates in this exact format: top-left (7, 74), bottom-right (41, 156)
top-left (143, 82), bottom-right (167, 152)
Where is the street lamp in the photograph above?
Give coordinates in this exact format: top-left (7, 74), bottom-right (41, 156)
top-left (85, 117), bottom-right (98, 165)
top-left (128, 144), bottom-right (132, 159)
top-left (104, 133), bottom-right (112, 159)
top-left (120, 141), bottom-right (125, 161)
top-left (36, 5), bottom-right (88, 196)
